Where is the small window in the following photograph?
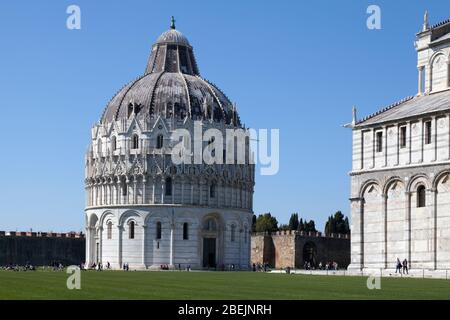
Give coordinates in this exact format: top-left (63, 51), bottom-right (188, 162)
top-left (376, 131), bottom-right (383, 153)
top-left (132, 134), bottom-right (139, 149)
top-left (417, 185), bottom-right (426, 208)
top-left (156, 134), bottom-right (164, 149)
top-left (107, 222), bottom-right (112, 240)
top-left (129, 221), bottom-right (135, 239)
top-left (97, 139), bottom-right (102, 154)
top-left (111, 136), bottom-right (117, 151)
top-left (156, 222), bottom-right (162, 239)
top-left (400, 126), bottom-right (407, 148)
top-left (231, 224), bottom-right (236, 242)
top-left (210, 183), bottom-right (216, 198)
top-left (165, 177), bottom-right (172, 196)
top-left (183, 223), bottom-right (189, 240)
top-left (122, 182), bottom-right (127, 196)
top-left (425, 121), bottom-right (432, 145)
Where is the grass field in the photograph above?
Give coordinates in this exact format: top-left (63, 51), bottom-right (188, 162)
top-left (0, 270), bottom-right (450, 299)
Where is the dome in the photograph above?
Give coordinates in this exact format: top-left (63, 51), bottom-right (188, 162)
top-left (156, 29), bottom-right (190, 46)
top-left (100, 18), bottom-right (240, 126)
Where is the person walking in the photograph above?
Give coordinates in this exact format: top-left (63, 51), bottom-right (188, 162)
top-left (402, 259), bottom-right (408, 274)
top-left (396, 258), bottom-right (402, 274)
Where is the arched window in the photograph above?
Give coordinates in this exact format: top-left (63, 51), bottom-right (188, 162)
top-left (204, 218), bottom-right (217, 231)
top-left (156, 134), bottom-right (164, 149)
top-left (107, 221), bottom-right (112, 240)
top-left (417, 185), bottom-right (426, 208)
top-left (132, 134), bottom-right (139, 149)
top-left (183, 222), bottom-right (189, 240)
top-left (231, 224), bottom-right (236, 242)
top-left (122, 181), bottom-right (127, 196)
top-left (156, 221), bottom-right (162, 239)
top-left (210, 183), bottom-right (216, 198)
top-left (129, 221), bottom-right (135, 239)
top-left (111, 136), bottom-right (117, 151)
top-left (97, 139), bottom-right (102, 154)
top-left (165, 177), bottom-right (172, 196)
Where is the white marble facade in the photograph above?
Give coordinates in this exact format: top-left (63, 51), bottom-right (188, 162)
top-left (349, 15), bottom-right (450, 272)
top-left (84, 21), bottom-right (254, 270)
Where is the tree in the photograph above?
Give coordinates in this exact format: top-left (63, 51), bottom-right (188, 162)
top-left (278, 224), bottom-right (290, 231)
top-left (304, 220), bottom-right (317, 233)
top-left (298, 218), bottom-right (304, 231)
top-left (288, 213), bottom-right (299, 231)
top-left (325, 211), bottom-right (350, 235)
top-left (255, 213), bottom-right (278, 233)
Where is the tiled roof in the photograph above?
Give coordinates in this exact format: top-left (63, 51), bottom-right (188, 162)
top-left (355, 89), bottom-right (450, 127)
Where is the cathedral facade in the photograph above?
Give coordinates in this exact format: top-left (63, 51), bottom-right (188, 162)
top-left (349, 15), bottom-right (450, 272)
top-left (84, 19), bottom-right (254, 270)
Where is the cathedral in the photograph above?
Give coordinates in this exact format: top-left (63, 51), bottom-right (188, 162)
top-left (84, 18), bottom-right (254, 270)
top-left (349, 14), bottom-right (450, 272)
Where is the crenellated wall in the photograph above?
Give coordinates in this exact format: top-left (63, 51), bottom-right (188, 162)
top-left (0, 232), bottom-right (85, 266)
top-left (251, 231), bottom-right (350, 269)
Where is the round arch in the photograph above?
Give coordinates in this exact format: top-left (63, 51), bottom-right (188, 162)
top-left (407, 173), bottom-right (431, 192)
top-left (359, 179), bottom-right (381, 199)
top-left (432, 169), bottom-right (450, 190)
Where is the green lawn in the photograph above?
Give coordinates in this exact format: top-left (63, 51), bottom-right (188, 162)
top-left (0, 270), bottom-right (449, 299)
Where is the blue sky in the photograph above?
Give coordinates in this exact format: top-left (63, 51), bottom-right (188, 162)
top-left (0, 0), bottom-right (448, 232)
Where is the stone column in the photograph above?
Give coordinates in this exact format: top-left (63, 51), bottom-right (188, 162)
top-left (420, 119), bottom-right (424, 163)
top-left (405, 191), bottom-right (412, 268)
top-left (172, 177), bottom-right (175, 204)
top-left (161, 178), bottom-right (165, 204)
top-left (117, 225), bottom-right (123, 269)
top-left (433, 116), bottom-right (437, 162)
top-left (142, 176), bottom-right (146, 204)
top-left (170, 217), bottom-right (175, 267)
top-left (382, 194), bottom-right (387, 268)
top-left (431, 187), bottom-right (438, 270)
top-left (383, 126), bottom-right (388, 167)
top-left (418, 66), bottom-right (424, 95)
top-left (85, 227), bottom-right (91, 266)
top-left (133, 177), bottom-right (137, 204)
top-left (142, 224), bottom-right (147, 269)
top-left (125, 177), bottom-right (130, 205)
top-left (407, 121), bottom-right (412, 165)
top-left (348, 197), bottom-right (364, 271)
top-left (152, 177), bottom-right (156, 204)
top-left (98, 227), bottom-right (103, 263)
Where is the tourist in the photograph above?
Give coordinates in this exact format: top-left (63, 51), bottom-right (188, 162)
top-left (395, 258), bottom-right (402, 273)
top-left (402, 259), bottom-right (408, 274)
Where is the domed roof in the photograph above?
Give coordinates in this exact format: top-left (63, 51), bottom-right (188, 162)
top-left (100, 18), bottom-right (240, 126)
top-left (156, 29), bottom-right (190, 46)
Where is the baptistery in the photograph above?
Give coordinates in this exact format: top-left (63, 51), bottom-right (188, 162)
top-left (84, 18), bottom-right (255, 270)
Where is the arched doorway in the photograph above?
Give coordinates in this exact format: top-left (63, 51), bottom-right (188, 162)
top-left (201, 217), bottom-right (218, 269)
top-left (303, 241), bottom-right (317, 268)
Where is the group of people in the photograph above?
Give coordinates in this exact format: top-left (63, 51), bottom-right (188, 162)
top-left (303, 261), bottom-right (339, 271)
top-left (252, 262), bottom-right (270, 272)
top-left (0, 263), bottom-right (36, 271)
top-left (317, 261), bottom-right (339, 271)
top-left (396, 258), bottom-right (409, 274)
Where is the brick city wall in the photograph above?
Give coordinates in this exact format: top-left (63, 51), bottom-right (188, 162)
top-left (251, 231), bottom-right (350, 269)
top-left (0, 231), bottom-right (85, 266)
